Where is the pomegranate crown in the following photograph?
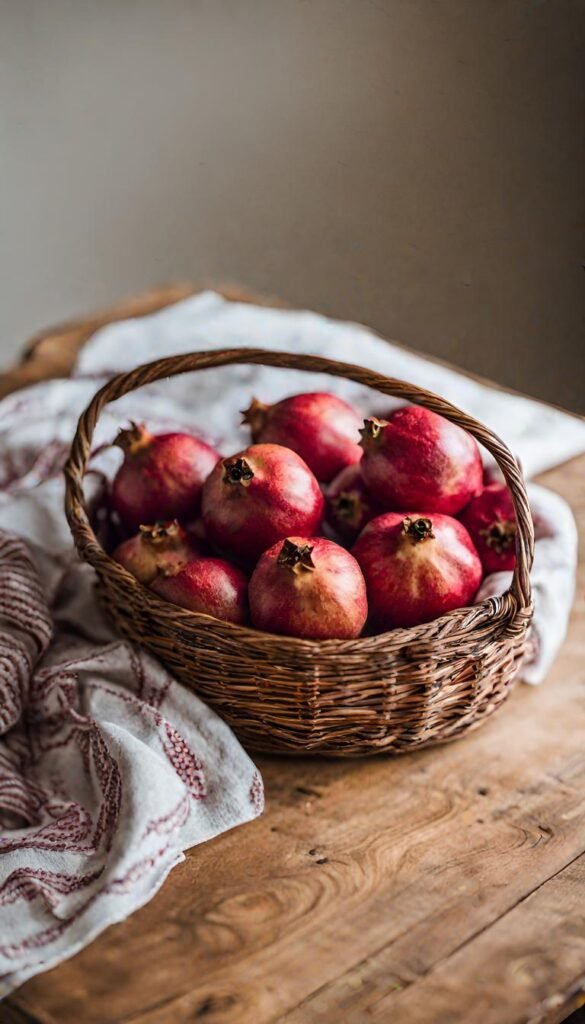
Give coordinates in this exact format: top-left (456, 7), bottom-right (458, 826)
top-left (223, 456), bottom-right (254, 486)
top-left (241, 398), bottom-right (270, 441)
top-left (331, 489), bottom-right (363, 526)
top-left (138, 520), bottom-right (184, 546)
top-left (359, 417), bottom-right (388, 446)
top-left (114, 421), bottom-right (152, 456)
top-left (277, 539), bottom-right (315, 573)
top-left (402, 517), bottom-right (434, 542)
top-left (480, 519), bottom-right (516, 553)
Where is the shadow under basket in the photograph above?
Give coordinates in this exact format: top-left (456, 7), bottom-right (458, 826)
top-left (64, 348), bottom-right (534, 757)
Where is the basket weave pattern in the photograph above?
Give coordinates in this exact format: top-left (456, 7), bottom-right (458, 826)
top-left (64, 349), bottom-right (534, 756)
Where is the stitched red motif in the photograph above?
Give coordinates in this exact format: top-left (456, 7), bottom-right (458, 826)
top-left (162, 723), bottom-right (206, 800)
top-left (248, 771), bottom-right (264, 814)
top-left (0, 866), bottom-right (104, 908)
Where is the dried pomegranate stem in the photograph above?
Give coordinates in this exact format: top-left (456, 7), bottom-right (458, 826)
top-left (359, 417), bottom-right (388, 445)
top-left (138, 520), bottom-right (183, 546)
top-left (114, 421), bottom-right (152, 456)
top-left (331, 491), bottom-right (362, 526)
top-left (278, 539), bottom-right (316, 573)
top-left (241, 398), bottom-right (271, 441)
top-left (402, 516), bottom-right (434, 542)
top-left (480, 520), bottom-right (516, 553)
top-left (223, 456), bottom-right (254, 486)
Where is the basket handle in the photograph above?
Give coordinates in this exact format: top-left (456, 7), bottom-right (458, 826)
top-left (64, 347), bottom-right (534, 610)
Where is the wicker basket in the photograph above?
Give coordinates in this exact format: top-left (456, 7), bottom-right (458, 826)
top-left (64, 348), bottom-right (534, 756)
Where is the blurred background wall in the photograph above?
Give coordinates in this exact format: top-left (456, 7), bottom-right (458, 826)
top-left (1, 0), bottom-right (583, 409)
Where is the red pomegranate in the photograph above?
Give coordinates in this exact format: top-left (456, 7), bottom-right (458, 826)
top-left (359, 406), bottom-right (483, 515)
top-left (242, 392), bottom-right (363, 482)
top-left (459, 483), bottom-right (517, 574)
top-left (325, 464), bottom-right (383, 543)
top-left (201, 444), bottom-right (325, 566)
top-left (249, 536), bottom-right (367, 639)
top-left (353, 512), bottom-right (482, 629)
top-left (112, 521), bottom-right (201, 584)
top-left (183, 517), bottom-right (208, 543)
top-left (111, 422), bottom-right (220, 531)
top-left (151, 556), bottom-right (248, 624)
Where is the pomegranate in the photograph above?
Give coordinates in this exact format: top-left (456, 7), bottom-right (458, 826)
top-left (201, 444), bottom-right (325, 566)
top-left (353, 512), bottom-right (482, 629)
top-left (151, 556), bottom-right (248, 624)
top-left (249, 537), bottom-right (367, 639)
top-left (359, 406), bottom-right (483, 515)
top-left (112, 521), bottom-right (200, 584)
top-left (242, 392), bottom-right (363, 482)
top-left (325, 464), bottom-right (383, 543)
top-left (111, 422), bottom-right (220, 531)
top-left (183, 517), bottom-right (208, 544)
top-left (459, 483), bottom-right (517, 574)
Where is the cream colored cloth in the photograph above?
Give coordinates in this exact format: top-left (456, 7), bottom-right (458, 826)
top-left (0, 355), bottom-right (265, 997)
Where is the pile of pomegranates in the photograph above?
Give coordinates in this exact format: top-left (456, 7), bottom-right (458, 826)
top-left (107, 389), bottom-right (517, 639)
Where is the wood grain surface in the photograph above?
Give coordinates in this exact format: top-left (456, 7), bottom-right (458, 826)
top-left (2, 288), bottom-right (585, 1024)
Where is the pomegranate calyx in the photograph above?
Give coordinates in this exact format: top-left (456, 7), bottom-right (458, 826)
top-left (157, 558), bottom-right (188, 580)
top-left (402, 516), bottom-right (434, 542)
top-left (138, 520), bottom-right (183, 546)
top-left (331, 490), bottom-right (362, 527)
top-left (114, 421), bottom-right (152, 456)
top-left (480, 520), bottom-right (516, 553)
top-left (359, 417), bottom-right (388, 447)
top-left (241, 398), bottom-right (271, 440)
top-left (223, 457), bottom-right (254, 486)
top-left (277, 539), bottom-right (316, 573)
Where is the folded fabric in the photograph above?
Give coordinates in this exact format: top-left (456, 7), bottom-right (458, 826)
top-left (0, 468), bottom-right (263, 996)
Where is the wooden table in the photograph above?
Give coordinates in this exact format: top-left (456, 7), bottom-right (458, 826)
top-left (2, 288), bottom-right (585, 1024)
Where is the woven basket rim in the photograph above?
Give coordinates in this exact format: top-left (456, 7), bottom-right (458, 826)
top-left (63, 346), bottom-right (535, 647)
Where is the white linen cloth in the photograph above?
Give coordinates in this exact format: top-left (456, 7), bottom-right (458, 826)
top-left (0, 290), bottom-right (582, 996)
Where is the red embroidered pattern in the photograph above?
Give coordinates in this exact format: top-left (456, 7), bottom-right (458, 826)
top-left (142, 793), bottom-right (191, 839)
top-left (248, 771), bottom-right (264, 814)
top-left (0, 867), bottom-right (104, 908)
top-left (162, 723), bottom-right (206, 800)
top-left (0, 843), bottom-right (177, 962)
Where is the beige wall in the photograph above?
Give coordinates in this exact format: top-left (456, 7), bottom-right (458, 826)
top-left (1, 0), bottom-right (583, 410)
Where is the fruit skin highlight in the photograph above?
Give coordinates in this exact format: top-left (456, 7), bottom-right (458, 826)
top-left (459, 483), bottom-right (517, 574)
top-left (359, 406), bottom-right (483, 516)
top-left (112, 520), bottom-right (201, 584)
top-left (111, 423), bottom-right (220, 532)
top-left (201, 443), bottom-right (325, 566)
top-left (242, 392), bottom-right (363, 482)
top-left (352, 512), bottom-right (482, 629)
top-left (151, 556), bottom-right (248, 625)
top-left (249, 536), bottom-right (368, 639)
top-left (325, 464), bottom-right (383, 543)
